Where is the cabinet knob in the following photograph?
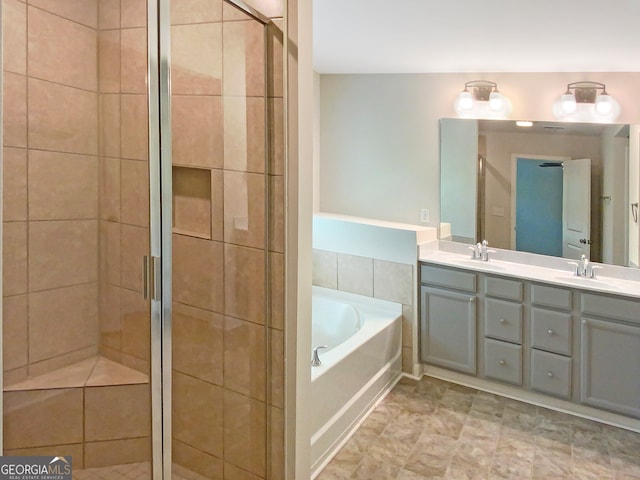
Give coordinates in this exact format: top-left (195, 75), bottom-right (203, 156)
top-left (547, 329), bottom-right (554, 335)
top-left (499, 359), bottom-right (506, 366)
top-left (500, 318), bottom-right (506, 324)
top-left (547, 371), bottom-right (554, 378)
top-left (469, 297), bottom-right (475, 303)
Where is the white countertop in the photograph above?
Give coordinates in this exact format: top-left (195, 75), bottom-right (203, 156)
top-left (419, 245), bottom-right (640, 300)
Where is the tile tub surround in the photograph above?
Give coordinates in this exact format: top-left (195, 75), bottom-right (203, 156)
top-left (317, 376), bottom-right (640, 480)
top-left (312, 249), bottom-right (415, 373)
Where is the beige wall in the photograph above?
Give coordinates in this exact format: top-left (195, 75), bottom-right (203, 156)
top-left (317, 72), bottom-right (640, 228)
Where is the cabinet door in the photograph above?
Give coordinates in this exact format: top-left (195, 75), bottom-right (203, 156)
top-left (581, 317), bottom-right (640, 418)
top-left (420, 286), bottom-right (477, 374)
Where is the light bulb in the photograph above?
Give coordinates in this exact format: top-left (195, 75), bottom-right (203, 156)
top-left (457, 90), bottom-right (473, 111)
top-left (560, 92), bottom-right (577, 113)
top-left (595, 93), bottom-right (613, 115)
top-left (488, 91), bottom-right (504, 111)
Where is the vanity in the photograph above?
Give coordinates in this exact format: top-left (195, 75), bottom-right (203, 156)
top-left (419, 243), bottom-right (640, 427)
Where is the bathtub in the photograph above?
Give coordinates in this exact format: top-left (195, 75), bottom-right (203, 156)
top-left (310, 286), bottom-right (403, 475)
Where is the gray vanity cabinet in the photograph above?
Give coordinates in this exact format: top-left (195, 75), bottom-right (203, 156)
top-left (420, 265), bottom-right (477, 374)
top-left (580, 294), bottom-right (640, 418)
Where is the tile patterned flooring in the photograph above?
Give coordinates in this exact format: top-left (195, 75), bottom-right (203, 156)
top-left (317, 376), bottom-right (640, 480)
top-left (72, 462), bottom-right (208, 480)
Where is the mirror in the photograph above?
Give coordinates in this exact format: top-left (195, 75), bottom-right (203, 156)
top-left (440, 118), bottom-right (632, 267)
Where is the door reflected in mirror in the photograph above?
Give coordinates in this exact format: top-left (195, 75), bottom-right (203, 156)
top-left (439, 118), bottom-right (633, 267)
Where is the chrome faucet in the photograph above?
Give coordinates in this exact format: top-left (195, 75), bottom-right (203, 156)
top-left (311, 345), bottom-right (328, 366)
top-left (569, 254), bottom-right (601, 278)
top-left (481, 239), bottom-right (489, 261)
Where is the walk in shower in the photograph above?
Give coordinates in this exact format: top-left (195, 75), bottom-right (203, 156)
top-left (1, 0), bottom-right (285, 478)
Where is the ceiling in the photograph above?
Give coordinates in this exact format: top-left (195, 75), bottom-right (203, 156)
top-left (313, 0), bottom-right (640, 74)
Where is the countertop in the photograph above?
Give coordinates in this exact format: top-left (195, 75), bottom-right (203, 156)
top-left (419, 246), bottom-right (640, 300)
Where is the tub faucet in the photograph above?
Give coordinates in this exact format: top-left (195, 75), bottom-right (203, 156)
top-left (311, 345), bottom-right (328, 366)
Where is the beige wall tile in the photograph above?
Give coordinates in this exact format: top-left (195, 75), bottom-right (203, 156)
top-left (173, 439), bottom-right (223, 479)
top-left (402, 346), bottom-right (413, 374)
top-left (120, 94), bottom-right (148, 160)
top-left (211, 169), bottom-right (224, 241)
top-left (172, 95), bottom-right (223, 169)
top-left (243, 0), bottom-right (282, 19)
top-left (98, 30), bottom-right (120, 93)
top-left (3, 72), bottom-right (27, 148)
top-left (268, 97), bottom-right (284, 175)
top-left (102, 220), bottom-right (121, 286)
top-left (374, 259), bottom-right (413, 305)
top-left (173, 302), bottom-right (223, 386)
top-left (269, 174), bottom-right (284, 253)
top-left (28, 78), bottom-right (98, 155)
top-left (121, 27), bottom-right (147, 94)
top-left (269, 252), bottom-right (284, 330)
top-left (3, 294), bottom-right (28, 372)
top-left (84, 437), bottom-right (150, 468)
top-left (3, 367), bottom-right (28, 387)
top-left (3, 388), bottom-right (83, 449)
top-left (223, 171), bottom-right (265, 249)
top-left (312, 249), bottom-right (337, 290)
top-left (270, 327), bottom-right (284, 408)
top-left (29, 220), bottom-right (98, 291)
top-left (2, 0), bottom-right (27, 75)
top-left (171, 0), bottom-right (222, 25)
top-left (120, 159), bottom-right (150, 227)
top-left (173, 371), bottom-right (223, 457)
top-left (402, 304), bottom-right (413, 349)
top-left (120, 224), bottom-right (149, 293)
top-left (222, 2), bottom-right (250, 21)
top-left (173, 234), bottom-right (224, 313)
top-left (3, 222), bottom-right (27, 296)
top-left (28, 345), bottom-right (97, 378)
top-left (29, 0), bottom-right (98, 28)
top-left (3, 147), bottom-right (27, 221)
top-left (337, 253), bottom-right (373, 297)
top-left (223, 96), bottom-right (265, 173)
top-left (223, 20), bottom-right (265, 97)
top-left (171, 23), bottom-right (222, 95)
top-left (99, 283), bottom-right (121, 350)
top-left (28, 151), bottom-right (98, 220)
top-left (29, 284), bottom-right (98, 363)
top-left (224, 463), bottom-right (262, 480)
top-left (120, 287), bottom-right (150, 361)
top-left (99, 95), bottom-right (121, 158)
top-left (85, 384), bottom-right (150, 441)
top-left (28, 6), bottom-right (97, 91)
top-left (224, 316), bottom-right (265, 401)
top-left (121, 0), bottom-right (146, 28)
top-left (224, 244), bottom-right (265, 325)
top-left (100, 155), bottom-right (121, 221)
top-left (98, 0), bottom-right (120, 30)
top-left (223, 390), bottom-right (266, 477)
top-left (4, 443), bottom-right (83, 469)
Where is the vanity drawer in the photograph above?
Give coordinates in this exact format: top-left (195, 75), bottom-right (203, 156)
top-left (530, 308), bottom-right (572, 355)
top-left (484, 338), bottom-right (522, 386)
top-left (484, 299), bottom-right (523, 343)
top-left (484, 276), bottom-right (523, 301)
top-left (531, 349), bottom-right (572, 399)
top-left (581, 293), bottom-right (640, 326)
top-left (420, 264), bottom-right (476, 293)
top-left (531, 284), bottom-right (572, 311)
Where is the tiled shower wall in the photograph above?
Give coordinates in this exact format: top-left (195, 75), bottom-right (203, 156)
top-left (312, 249), bottom-right (415, 373)
top-left (168, 2), bottom-right (285, 479)
top-left (2, 0), bottom-right (102, 384)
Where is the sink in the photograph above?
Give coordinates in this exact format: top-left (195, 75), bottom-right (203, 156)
top-left (447, 257), bottom-right (505, 270)
top-left (552, 275), bottom-right (618, 290)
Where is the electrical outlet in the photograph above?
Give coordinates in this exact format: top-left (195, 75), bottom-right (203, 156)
top-left (420, 208), bottom-right (430, 223)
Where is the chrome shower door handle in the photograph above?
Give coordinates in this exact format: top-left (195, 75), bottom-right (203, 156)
top-left (143, 255), bottom-right (150, 300)
top-left (142, 255), bottom-right (161, 301)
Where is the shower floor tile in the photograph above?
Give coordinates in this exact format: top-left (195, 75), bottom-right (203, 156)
top-left (316, 376), bottom-right (640, 480)
top-left (72, 461), bottom-right (209, 480)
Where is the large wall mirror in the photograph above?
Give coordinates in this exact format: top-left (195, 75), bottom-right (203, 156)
top-left (440, 117), bottom-right (634, 267)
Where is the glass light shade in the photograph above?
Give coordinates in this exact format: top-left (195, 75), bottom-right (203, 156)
top-left (488, 91), bottom-right (504, 111)
top-left (560, 92), bottom-right (577, 113)
top-left (457, 90), bottom-right (474, 111)
top-left (595, 93), bottom-right (614, 115)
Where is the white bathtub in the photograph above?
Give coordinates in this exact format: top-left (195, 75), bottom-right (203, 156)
top-left (310, 286), bottom-right (403, 475)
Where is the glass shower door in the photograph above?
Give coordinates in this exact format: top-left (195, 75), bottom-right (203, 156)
top-left (1, 0), bottom-right (154, 476)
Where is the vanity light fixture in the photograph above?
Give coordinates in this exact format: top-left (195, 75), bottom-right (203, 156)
top-left (454, 80), bottom-right (512, 119)
top-left (515, 120), bottom-right (533, 127)
top-left (553, 81), bottom-right (620, 122)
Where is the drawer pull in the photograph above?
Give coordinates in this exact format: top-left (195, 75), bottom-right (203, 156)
top-left (500, 318), bottom-right (506, 324)
top-left (547, 329), bottom-right (554, 335)
top-left (499, 359), bottom-right (506, 366)
top-left (547, 371), bottom-right (554, 378)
